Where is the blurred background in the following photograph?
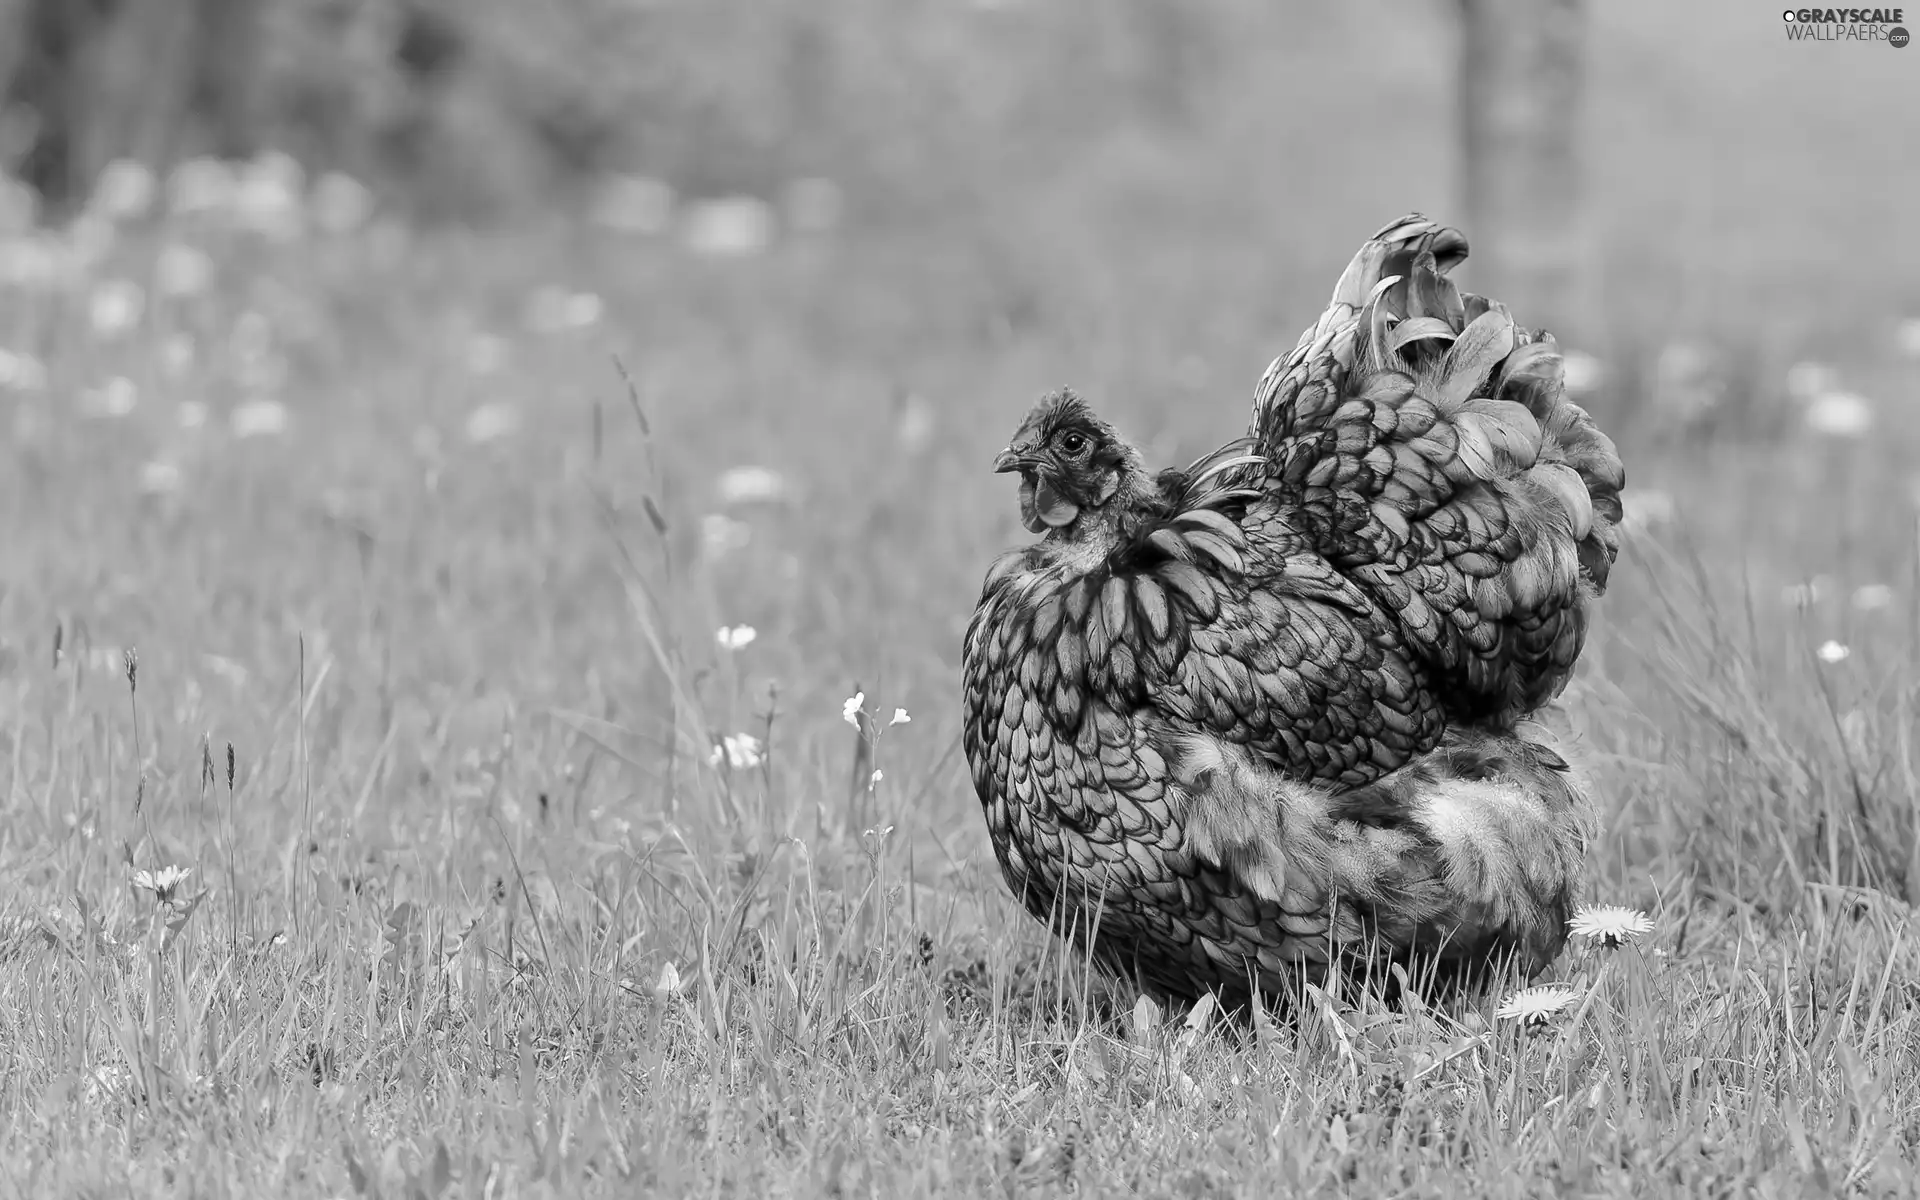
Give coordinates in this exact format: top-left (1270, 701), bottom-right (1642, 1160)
top-left (1, 0), bottom-right (1917, 925)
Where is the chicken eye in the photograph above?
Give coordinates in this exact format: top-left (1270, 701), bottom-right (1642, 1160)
top-left (1058, 432), bottom-right (1090, 457)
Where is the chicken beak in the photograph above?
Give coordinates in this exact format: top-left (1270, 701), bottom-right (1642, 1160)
top-left (992, 448), bottom-right (1024, 474)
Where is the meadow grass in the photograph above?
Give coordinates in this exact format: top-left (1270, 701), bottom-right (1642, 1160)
top-left (3, 4), bottom-right (1920, 1194)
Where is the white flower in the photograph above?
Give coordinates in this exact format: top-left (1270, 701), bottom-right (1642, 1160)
top-left (707, 732), bottom-right (764, 771)
top-left (0, 348), bottom-right (47, 391)
top-left (90, 158), bottom-right (157, 222)
top-left (155, 243), bottom-right (214, 297)
top-left (1804, 390), bottom-right (1874, 438)
top-left (82, 376), bottom-right (139, 418)
top-left (231, 398), bottom-right (290, 439)
top-left (1494, 984), bottom-right (1579, 1029)
top-left (1618, 489), bottom-right (1675, 537)
top-left (1852, 584), bottom-right (1895, 612)
top-left (131, 864), bottom-right (193, 904)
top-left (681, 196), bottom-right (773, 257)
top-left (524, 286), bottom-right (602, 333)
top-left (843, 692), bottom-right (865, 728)
top-left (139, 461), bottom-right (182, 496)
top-left (160, 334), bottom-right (197, 378)
top-left (234, 152), bottom-right (305, 238)
top-left (89, 280), bottom-right (145, 337)
top-left (1568, 904), bottom-right (1654, 949)
top-left (463, 402), bottom-right (520, 445)
top-left (1817, 640), bottom-right (1850, 664)
top-left (717, 465), bottom-right (789, 506)
top-left (699, 513), bottom-right (752, 560)
top-left (1560, 350), bottom-right (1604, 396)
top-left (715, 625), bottom-right (758, 651)
top-left (869, 769), bottom-right (884, 787)
top-left (1785, 360), bottom-right (1840, 402)
top-left (889, 707), bottom-right (911, 727)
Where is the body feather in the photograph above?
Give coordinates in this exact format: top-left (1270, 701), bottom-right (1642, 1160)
top-left (963, 216), bottom-right (1622, 1006)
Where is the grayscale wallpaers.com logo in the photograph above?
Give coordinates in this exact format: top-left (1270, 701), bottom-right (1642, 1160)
top-left (1782, 7), bottom-right (1910, 43)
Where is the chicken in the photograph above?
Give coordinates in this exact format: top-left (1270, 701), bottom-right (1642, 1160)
top-left (961, 215), bottom-right (1624, 1007)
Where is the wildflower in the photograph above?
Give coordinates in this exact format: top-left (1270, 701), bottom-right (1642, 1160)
top-left (869, 769), bottom-right (884, 786)
top-left (139, 461), bottom-right (182, 496)
top-left (717, 465), bottom-right (789, 505)
top-left (707, 732), bottom-right (763, 771)
top-left (715, 625), bottom-right (758, 651)
top-left (131, 864), bottom-right (193, 905)
top-left (1618, 488), bottom-right (1675, 537)
top-left (89, 280), bottom-right (145, 337)
top-left (1852, 584), bottom-right (1895, 612)
top-left (234, 152), bottom-right (306, 239)
top-left (1804, 390), bottom-right (1874, 437)
top-left (1568, 904), bottom-right (1654, 949)
top-left (82, 376), bottom-right (139, 418)
top-left (1560, 349), bottom-right (1604, 396)
top-left (1493, 984), bottom-right (1579, 1029)
top-left (231, 398), bottom-right (290, 438)
top-left (161, 335), bottom-right (197, 378)
top-left (524, 286), bottom-right (601, 333)
top-left (889, 707), bottom-right (911, 727)
top-left (681, 196), bottom-right (773, 257)
top-left (1817, 640), bottom-right (1850, 664)
top-left (154, 243), bottom-right (214, 297)
top-left (699, 513), bottom-right (752, 560)
top-left (90, 158), bottom-right (157, 222)
top-left (463, 402), bottom-right (520, 445)
top-left (0, 348), bottom-right (48, 391)
top-left (843, 692), bottom-right (865, 728)
top-left (1785, 360), bottom-right (1839, 402)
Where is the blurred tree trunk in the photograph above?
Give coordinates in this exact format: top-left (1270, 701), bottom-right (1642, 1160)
top-left (1455, 0), bottom-right (1587, 334)
top-left (0, 0), bottom-right (257, 207)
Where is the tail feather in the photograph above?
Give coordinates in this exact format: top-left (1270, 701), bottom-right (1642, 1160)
top-left (1246, 215), bottom-right (1625, 723)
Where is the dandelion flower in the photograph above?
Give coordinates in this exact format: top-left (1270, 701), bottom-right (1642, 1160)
top-left (155, 243), bottom-right (214, 297)
top-left (1817, 640), bottom-right (1850, 664)
top-left (707, 732), bottom-right (763, 771)
top-left (889, 707), bottom-right (911, 727)
top-left (463, 402), bottom-right (520, 445)
top-left (131, 864), bottom-right (193, 904)
top-left (1804, 390), bottom-right (1874, 438)
top-left (1560, 349), bottom-right (1604, 396)
top-left (89, 279), bottom-right (145, 337)
top-left (90, 158), bottom-right (157, 222)
top-left (843, 691), bottom-right (865, 728)
top-left (699, 513), bottom-right (752, 560)
top-left (715, 625), bottom-right (757, 651)
top-left (717, 465), bottom-right (789, 506)
top-left (1851, 584), bottom-right (1895, 613)
top-left (231, 398), bottom-right (289, 438)
top-left (1568, 904), bottom-right (1654, 949)
top-left (1494, 984), bottom-right (1579, 1029)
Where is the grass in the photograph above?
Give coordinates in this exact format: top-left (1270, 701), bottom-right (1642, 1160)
top-left (4, 7), bottom-right (1920, 1195)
